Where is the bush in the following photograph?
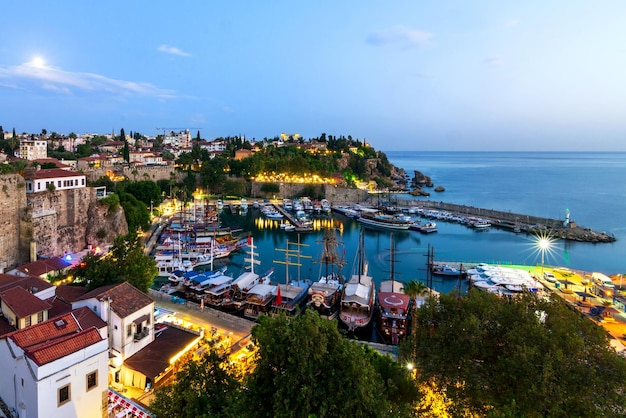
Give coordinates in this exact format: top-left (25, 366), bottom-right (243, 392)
top-left (100, 193), bottom-right (120, 214)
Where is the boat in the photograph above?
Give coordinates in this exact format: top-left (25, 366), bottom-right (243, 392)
top-left (271, 237), bottom-right (311, 316)
top-left (431, 263), bottom-right (464, 277)
top-left (240, 198), bottom-right (248, 211)
top-left (216, 199), bottom-right (224, 211)
top-left (409, 221), bottom-right (437, 234)
top-left (356, 210), bottom-right (412, 230)
top-left (307, 228), bottom-right (346, 320)
top-left (243, 282), bottom-right (277, 319)
top-left (221, 237), bottom-right (274, 312)
top-left (320, 199), bottom-right (331, 212)
top-left (339, 228), bottom-right (375, 331)
top-left (376, 235), bottom-right (413, 345)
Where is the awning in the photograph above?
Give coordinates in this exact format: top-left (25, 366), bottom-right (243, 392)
top-left (133, 314), bottom-right (150, 325)
top-left (108, 389), bottom-right (152, 417)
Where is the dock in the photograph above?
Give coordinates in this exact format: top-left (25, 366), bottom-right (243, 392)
top-left (271, 203), bottom-right (313, 232)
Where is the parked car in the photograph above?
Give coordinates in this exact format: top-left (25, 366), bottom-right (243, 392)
top-left (543, 271), bottom-right (556, 283)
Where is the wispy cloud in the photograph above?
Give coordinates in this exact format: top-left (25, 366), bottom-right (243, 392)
top-left (483, 56), bottom-right (504, 68)
top-left (366, 25), bottom-right (434, 48)
top-left (158, 44), bottom-right (191, 57)
top-left (0, 60), bottom-right (177, 99)
top-left (504, 19), bottom-right (520, 28)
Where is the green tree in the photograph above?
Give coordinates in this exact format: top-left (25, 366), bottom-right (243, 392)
top-left (72, 233), bottom-right (156, 292)
top-left (238, 310), bottom-right (405, 417)
top-left (125, 180), bottom-right (163, 206)
top-left (401, 290), bottom-right (626, 417)
top-left (123, 139), bottom-right (130, 162)
top-left (150, 341), bottom-right (240, 418)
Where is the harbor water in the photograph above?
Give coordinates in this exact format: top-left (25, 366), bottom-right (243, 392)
top-left (208, 151), bottom-right (626, 298)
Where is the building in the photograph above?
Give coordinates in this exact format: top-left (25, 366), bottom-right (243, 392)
top-left (19, 139), bottom-right (48, 160)
top-left (69, 282), bottom-right (156, 388)
top-left (0, 312), bottom-right (109, 418)
top-left (25, 168), bottom-right (86, 194)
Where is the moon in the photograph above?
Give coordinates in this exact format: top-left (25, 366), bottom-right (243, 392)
top-left (31, 56), bottom-right (45, 67)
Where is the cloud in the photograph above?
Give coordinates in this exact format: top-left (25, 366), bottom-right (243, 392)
top-left (158, 44), bottom-right (191, 57)
top-left (366, 25), bottom-right (434, 48)
top-left (483, 56), bottom-right (504, 67)
top-left (504, 19), bottom-right (520, 28)
top-left (0, 60), bottom-right (177, 99)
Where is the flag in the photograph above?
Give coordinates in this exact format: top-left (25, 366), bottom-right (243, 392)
top-left (274, 285), bottom-right (282, 307)
top-left (247, 235), bottom-right (252, 246)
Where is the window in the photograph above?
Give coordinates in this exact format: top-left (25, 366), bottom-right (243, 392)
top-left (127, 324), bottom-right (132, 337)
top-left (86, 371), bottom-right (97, 391)
top-left (58, 384), bottom-right (71, 406)
top-left (24, 316), bottom-right (31, 327)
top-left (37, 311), bottom-right (44, 323)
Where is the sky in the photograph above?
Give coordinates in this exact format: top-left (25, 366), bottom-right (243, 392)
top-left (1, 1), bottom-right (625, 151)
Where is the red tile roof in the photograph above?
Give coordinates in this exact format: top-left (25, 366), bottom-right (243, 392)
top-left (70, 306), bottom-right (107, 330)
top-left (32, 158), bottom-right (69, 169)
top-left (27, 168), bottom-right (84, 180)
top-left (26, 328), bottom-right (103, 366)
top-left (0, 274), bottom-right (53, 294)
top-left (13, 257), bottom-right (71, 277)
top-left (8, 312), bottom-right (105, 366)
top-left (54, 285), bottom-right (89, 303)
top-left (77, 282), bottom-right (153, 318)
top-left (0, 286), bottom-right (52, 318)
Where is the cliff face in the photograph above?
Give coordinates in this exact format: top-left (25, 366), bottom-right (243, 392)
top-left (28, 187), bottom-right (128, 257)
top-left (0, 174), bottom-right (128, 270)
top-left (85, 201), bottom-right (128, 249)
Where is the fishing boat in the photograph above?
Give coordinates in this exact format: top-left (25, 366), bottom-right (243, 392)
top-left (307, 228), bottom-right (346, 320)
top-left (357, 210), bottom-right (412, 230)
top-left (339, 228), bottom-right (375, 331)
top-left (376, 235), bottom-right (413, 345)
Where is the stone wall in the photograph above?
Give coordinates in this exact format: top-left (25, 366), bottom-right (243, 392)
top-left (248, 181), bottom-right (369, 204)
top-left (82, 165), bottom-right (181, 184)
top-left (0, 175), bottom-right (29, 272)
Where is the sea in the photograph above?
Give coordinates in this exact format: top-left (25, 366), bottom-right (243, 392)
top-left (211, 151), bottom-right (626, 296)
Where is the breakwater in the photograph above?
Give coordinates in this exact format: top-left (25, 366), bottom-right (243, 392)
top-left (392, 198), bottom-right (616, 243)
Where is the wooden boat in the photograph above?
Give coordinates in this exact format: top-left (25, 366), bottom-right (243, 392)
top-left (243, 283), bottom-right (277, 319)
top-left (307, 228), bottom-right (346, 320)
top-left (339, 228), bottom-right (375, 331)
top-left (357, 210), bottom-right (412, 230)
top-left (271, 237), bottom-right (311, 316)
top-left (376, 235), bottom-right (413, 345)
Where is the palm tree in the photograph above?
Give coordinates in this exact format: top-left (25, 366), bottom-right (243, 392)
top-left (404, 279), bottom-right (429, 303)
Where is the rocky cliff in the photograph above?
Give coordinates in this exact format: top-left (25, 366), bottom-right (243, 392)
top-left (0, 174), bottom-right (128, 270)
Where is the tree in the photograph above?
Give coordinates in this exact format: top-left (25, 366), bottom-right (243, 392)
top-left (123, 139), bottom-right (130, 163)
top-left (237, 310), bottom-right (409, 417)
top-left (150, 340), bottom-right (240, 418)
top-left (401, 290), bottom-right (626, 417)
top-left (72, 233), bottom-right (156, 292)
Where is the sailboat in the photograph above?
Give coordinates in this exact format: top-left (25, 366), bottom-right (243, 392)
top-left (222, 236), bottom-right (273, 313)
top-left (307, 228), bottom-right (346, 320)
top-left (272, 235), bottom-right (311, 316)
top-left (339, 228), bottom-right (375, 331)
top-left (376, 234), bottom-right (413, 345)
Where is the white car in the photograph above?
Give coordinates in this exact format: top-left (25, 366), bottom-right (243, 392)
top-left (543, 271), bottom-right (556, 283)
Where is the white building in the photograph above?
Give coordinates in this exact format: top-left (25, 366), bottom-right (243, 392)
top-left (0, 312), bottom-right (109, 418)
top-left (25, 168), bottom-right (86, 194)
top-left (20, 139), bottom-right (48, 160)
top-left (70, 282), bottom-right (155, 388)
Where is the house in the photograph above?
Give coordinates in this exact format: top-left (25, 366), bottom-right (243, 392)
top-left (8, 256), bottom-right (73, 280)
top-left (19, 139), bottom-right (48, 160)
top-left (0, 311), bottom-right (109, 418)
top-left (69, 282), bottom-right (156, 387)
top-left (24, 168), bottom-right (86, 193)
top-left (0, 274), bottom-right (56, 335)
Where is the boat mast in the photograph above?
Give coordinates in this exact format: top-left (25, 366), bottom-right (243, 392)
top-left (274, 234), bottom-right (311, 284)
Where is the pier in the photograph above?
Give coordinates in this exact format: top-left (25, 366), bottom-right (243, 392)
top-left (271, 203), bottom-right (313, 232)
top-left (390, 198), bottom-right (616, 243)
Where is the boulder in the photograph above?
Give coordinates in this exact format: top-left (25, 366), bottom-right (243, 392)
top-left (434, 186), bottom-right (445, 192)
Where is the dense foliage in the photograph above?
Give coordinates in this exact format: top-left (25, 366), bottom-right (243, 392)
top-left (400, 289), bottom-right (626, 417)
top-left (150, 310), bottom-right (419, 418)
top-left (71, 233), bottom-right (157, 292)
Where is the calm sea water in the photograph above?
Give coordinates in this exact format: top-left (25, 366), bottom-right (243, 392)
top-left (215, 151), bottom-right (625, 295)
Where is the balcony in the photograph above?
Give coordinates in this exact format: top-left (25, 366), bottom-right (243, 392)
top-left (133, 328), bottom-right (150, 341)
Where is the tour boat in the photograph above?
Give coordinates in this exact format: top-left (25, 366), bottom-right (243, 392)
top-left (339, 228), bottom-right (375, 331)
top-left (307, 228), bottom-right (346, 320)
top-left (376, 235), bottom-right (413, 345)
top-left (356, 211), bottom-right (412, 230)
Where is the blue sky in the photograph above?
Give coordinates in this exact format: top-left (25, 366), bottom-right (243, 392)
top-left (1, 1), bottom-right (625, 151)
